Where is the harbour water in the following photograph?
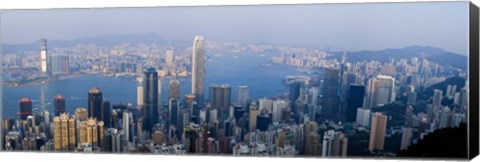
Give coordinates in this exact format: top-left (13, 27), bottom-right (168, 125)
top-left (2, 53), bottom-right (313, 117)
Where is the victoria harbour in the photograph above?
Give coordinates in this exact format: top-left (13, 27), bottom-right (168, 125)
top-left (2, 53), bottom-right (309, 117)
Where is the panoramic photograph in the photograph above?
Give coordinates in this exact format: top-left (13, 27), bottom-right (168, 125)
top-left (0, 1), bottom-right (471, 159)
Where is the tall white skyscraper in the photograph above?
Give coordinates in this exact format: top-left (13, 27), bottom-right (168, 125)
top-left (40, 39), bottom-right (50, 76)
top-left (44, 110), bottom-right (50, 126)
top-left (123, 111), bottom-right (130, 142)
top-left (192, 36), bottom-right (206, 106)
top-left (236, 85), bottom-right (249, 109)
top-left (365, 75), bottom-right (396, 109)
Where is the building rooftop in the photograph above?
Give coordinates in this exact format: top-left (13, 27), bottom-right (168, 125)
top-left (88, 86), bottom-right (101, 94)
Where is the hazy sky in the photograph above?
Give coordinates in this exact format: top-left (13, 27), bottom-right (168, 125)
top-left (0, 2), bottom-right (469, 54)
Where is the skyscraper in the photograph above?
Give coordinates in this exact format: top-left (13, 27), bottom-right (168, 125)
top-left (304, 121), bottom-right (320, 156)
top-left (209, 84), bottom-right (231, 118)
top-left (54, 94), bottom-right (66, 116)
top-left (40, 39), bottom-right (50, 76)
top-left (249, 102), bottom-right (260, 132)
top-left (78, 118), bottom-right (99, 148)
top-left (407, 91), bottom-right (417, 105)
top-left (272, 99), bottom-right (288, 123)
top-left (400, 127), bottom-right (413, 150)
top-left (192, 36), bottom-right (206, 106)
top-left (143, 67), bottom-right (159, 132)
top-left (169, 79), bottom-right (181, 100)
top-left (178, 109), bottom-right (190, 138)
top-left (51, 54), bottom-right (62, 76)
top-left (322, 130), bottom-right (348, 157)
top-left (101, 100), bottom-right (111, 128)
top-left (439, 107), bottom-right (453, 128)
top-left (44, 110), bottom-right (50, 127)
top-left (184, 94), bottom-right (196, 110)
top-left (433, 89), bottom-right (443, 110)
top-left (338, 52), bottom-right (349, 111)
top-left (289, 81), bottom-right (301, 114)
top-left (88, 87), bottom-right (103, 120)
top-left (459, 88), bottom-right (468, 112)
top-left (256, 111), bottom-right (272, 131)
top-left (97, 121), bottom-right (105, 149)
top-left (345, 84), bottom-right (365, 122)
top-left (404, 106), bottom-right (414, 127)
top-left (236, 85), bottom-right (249, 109)
top-left (122, 111), bottom-right (130, 143)
top-left (158, 77), bottom-right (162, 111)
top-left (166, 49), bottom-right (174, 65)
top-left (365, 75), bottom-right (396, 109)
top-left (184, 124), bottom-right (200, 153)
top-left (169, 99), bottom-right (180, 128)
top-left (307, 87), bottom-right (319, 106)
top-left (19, 97), bottom-right (33, 120)
top-left (368, 112), bottom-right (388, 151)
top-left (51, 54), bottom-right (69, 76)
top-left (322, 68), bottom-right (340, 118)
top-left (137, 77), bottom-right (144, 107)
top-left (53, 113), bottom-right (76, 151)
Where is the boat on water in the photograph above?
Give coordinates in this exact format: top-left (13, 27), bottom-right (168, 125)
top-left (261, 63), bottom-right (271, 67)
top-left (233, 56), bottom-right (239, 59)
top-left (70, 96), bottom-right (81, 100)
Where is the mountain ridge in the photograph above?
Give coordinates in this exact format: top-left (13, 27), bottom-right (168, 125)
top-left (1, 33), bottom-right (167, 54)
top-left (328, 45), bottom-right (467, 70)
top-left (1, 34), bottom-right (468, 70)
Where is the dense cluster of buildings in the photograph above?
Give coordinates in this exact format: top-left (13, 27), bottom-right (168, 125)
top-left (1, 36), bottom-right (469, 157)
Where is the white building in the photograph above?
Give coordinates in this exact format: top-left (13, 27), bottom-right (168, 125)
top-left (259, 98), bottom-right (273, 112)
top-left (272, 99), bottom-right (288, 123)
top-left (356, 108), bottom-right (371, 127)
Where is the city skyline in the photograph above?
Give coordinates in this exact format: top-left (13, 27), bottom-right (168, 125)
top-left (0, 2), bottom-right (469, 55)
top-left (0, 34), bottom-right (470, 158)
top-left (0, 2), bottom-right (472, 159)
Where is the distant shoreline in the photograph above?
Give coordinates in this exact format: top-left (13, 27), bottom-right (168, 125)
top-left (3, 72), bottom-right (101, 88)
